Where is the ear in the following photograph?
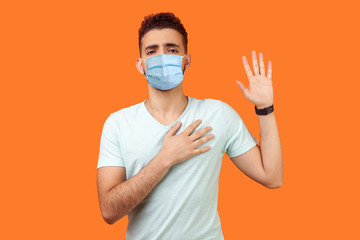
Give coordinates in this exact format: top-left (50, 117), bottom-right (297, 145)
top-left (136, 58), bottom-right (146, 75)
top-left (183, 53), bottom-right (191, 71)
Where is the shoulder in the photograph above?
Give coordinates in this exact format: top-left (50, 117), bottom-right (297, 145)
top-left (109, 100), bottom-right (145, 121)
top-left (188, 96), bottom-right (238, 117)
top-left (101, 100), bottom-right (145, 131)
top-left (214, 99), bottom-right (244, 122)
top-left (198, 97), bottom-right (232, 108)
top-left (189, 96), bottom-right (223, 109)
top-left (205, 98), bottom-right (236, 114)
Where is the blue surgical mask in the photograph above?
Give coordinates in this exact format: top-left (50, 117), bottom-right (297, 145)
top-left (142, 54), bottom-right (187, 90)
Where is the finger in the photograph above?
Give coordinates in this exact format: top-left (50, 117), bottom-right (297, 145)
top-left (267, 61), bottom-right (272, 80)
top-left (192, 146), bottom-right (211, 156)
top-left (189, 125), bottom-right (212, 142)
top-left (236, 81), bottom-right (250, 98)
top-left (182, 119), bottom-right (202, 136)
top-left (259, 52), bottom-right (265, 76)
top-left (165, 121), bottom-right (182, 137)
top-left (252, 50), bottom-right (259, 76)
top-left (192, 134), bottom-right (214, 148)
top-left (242, 56), bottom-right (253, 79)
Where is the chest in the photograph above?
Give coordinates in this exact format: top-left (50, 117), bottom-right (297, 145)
top-left (118, 114), bottom-right (225, 180)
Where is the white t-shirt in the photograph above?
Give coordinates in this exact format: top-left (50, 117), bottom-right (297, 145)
top-left (97, 96), bottom-right (258, 240)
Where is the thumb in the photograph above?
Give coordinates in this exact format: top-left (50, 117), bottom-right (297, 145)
top-left (165, 121), bottom-right (182, 137)
top-left (236, 81), bottom-right (250, 98)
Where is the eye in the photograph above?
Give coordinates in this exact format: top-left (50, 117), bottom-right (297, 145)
top-left (147, 50), bottom-right (155, 55)
top-left (169, 49), bottom-right (178, 53)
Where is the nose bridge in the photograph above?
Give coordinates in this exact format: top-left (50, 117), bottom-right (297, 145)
top-left (158, 45), bottom-right (166, 55)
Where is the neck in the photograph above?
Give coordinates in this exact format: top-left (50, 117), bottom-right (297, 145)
top-left (145, 83), bottom-right (188, 118)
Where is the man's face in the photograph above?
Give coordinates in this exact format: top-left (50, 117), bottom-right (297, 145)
top-left (136, 28), bottom-right (191, 74)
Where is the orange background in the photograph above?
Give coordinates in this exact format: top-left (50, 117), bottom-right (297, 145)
top-left (1, 0), bottom-right (359, 239)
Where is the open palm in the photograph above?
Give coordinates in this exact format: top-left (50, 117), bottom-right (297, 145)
top-left (236, 51), bottom-right (273, 109)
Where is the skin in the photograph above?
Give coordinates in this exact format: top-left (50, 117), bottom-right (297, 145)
top-left (97, 28), bottom-right (283, 225)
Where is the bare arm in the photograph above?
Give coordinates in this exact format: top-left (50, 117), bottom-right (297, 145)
top-left (233, 51), bottom-right (283, 188)
top-left (230, 111), bottom-right (283, 188)
top-left (97, 151), bottom-right (171, 225)
top-left (258, 111), bottom-right (283, 186)
top-left (97, 119), bottom-right (214, 224)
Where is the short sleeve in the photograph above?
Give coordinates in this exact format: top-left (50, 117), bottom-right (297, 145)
top-left (97, 113), bottom-right (125, 169)
top-left (221, 101), bottom-right (258, 158)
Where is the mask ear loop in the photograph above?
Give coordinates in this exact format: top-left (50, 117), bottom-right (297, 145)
top-left (181, 53), bottom-right (188, 74)
top-left (140, 58), bottom-right (147, 76)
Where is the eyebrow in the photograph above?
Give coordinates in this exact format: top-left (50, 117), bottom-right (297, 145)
top-left (144, 42), bottom-right (180, 51)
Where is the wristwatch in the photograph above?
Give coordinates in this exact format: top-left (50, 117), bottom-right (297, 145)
top-left (255, 105), bottom-right (274, 115)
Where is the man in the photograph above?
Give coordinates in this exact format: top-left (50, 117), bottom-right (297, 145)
top-left (97, 12), bottom-right (283, 240)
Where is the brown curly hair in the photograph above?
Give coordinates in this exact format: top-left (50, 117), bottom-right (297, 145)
top-left (138, 12), bottom-right (188, 56)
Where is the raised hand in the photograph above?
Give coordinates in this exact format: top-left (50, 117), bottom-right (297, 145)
top-left (236, 50), bottom-right (273, 109)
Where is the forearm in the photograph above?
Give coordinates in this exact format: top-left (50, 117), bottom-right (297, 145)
top-left (104, 151), bottom-right (172, 224)
top-left (258, 111), bottom-right (283, 187)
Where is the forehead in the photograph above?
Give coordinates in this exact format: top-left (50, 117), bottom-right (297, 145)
top-left (141, 28), bottom-right (184, 51)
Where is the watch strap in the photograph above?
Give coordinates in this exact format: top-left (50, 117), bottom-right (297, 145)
top-left (255, 105), bottom-right (274, 115)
